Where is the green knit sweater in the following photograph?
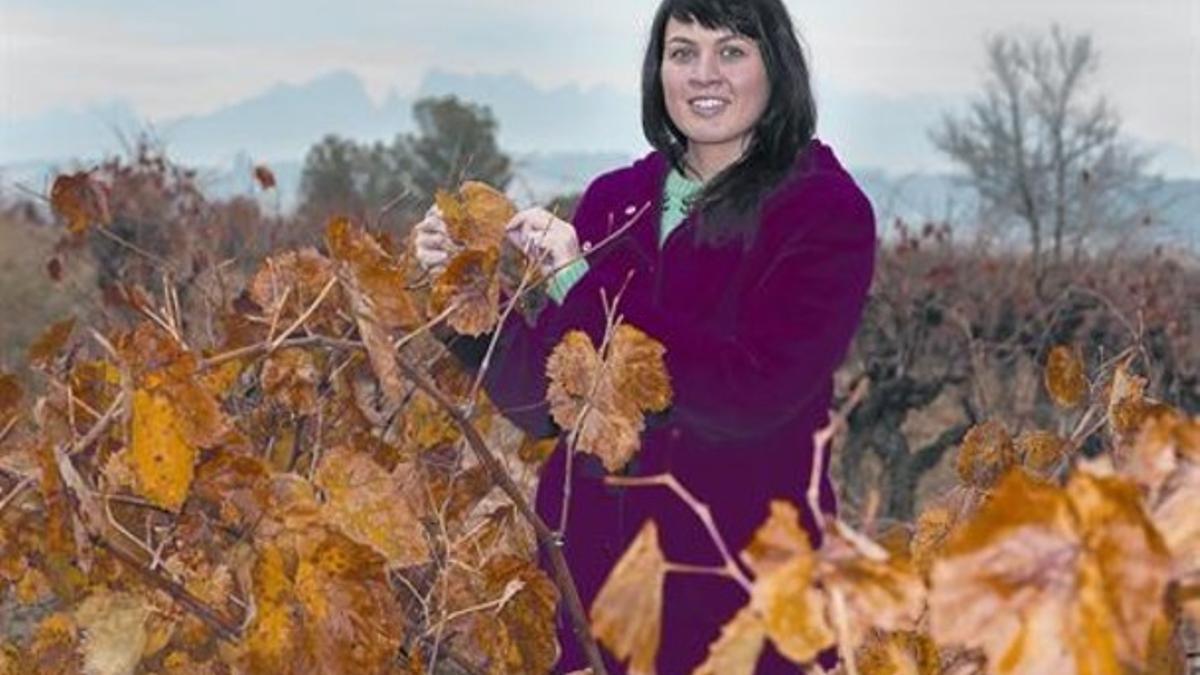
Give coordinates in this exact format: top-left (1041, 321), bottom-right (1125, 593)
top-left (546, 166), bottom-right (702, 303)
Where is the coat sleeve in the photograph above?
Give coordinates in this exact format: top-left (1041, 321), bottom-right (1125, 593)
top-left (438, 176), bottom-right (612, 438)
top-left (619, 182), bottom-right (877, 443)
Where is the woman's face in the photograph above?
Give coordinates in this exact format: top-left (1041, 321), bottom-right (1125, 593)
top-left (660, 16), bottom-right (770, 165)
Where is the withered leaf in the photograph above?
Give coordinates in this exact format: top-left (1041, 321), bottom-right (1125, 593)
top-left (590, 520), bottom-right (667, 674)
top-left (429, 248), bottom-right (501, 337)
top-left (314, 444), bottom-right (431, 568)
top-left (955, 420), bottom-right (1017, 488)
top-left (1044, 344), bottom-right (1088, 409)
top-left (546, 324), bottom-right (672, 472)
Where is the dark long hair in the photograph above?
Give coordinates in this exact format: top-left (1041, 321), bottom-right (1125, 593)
top-left (641, 0), bottom-right (817, 247)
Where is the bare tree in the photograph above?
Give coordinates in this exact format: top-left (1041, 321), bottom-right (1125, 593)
top-left (928, 24), bottom-right (1160, 289)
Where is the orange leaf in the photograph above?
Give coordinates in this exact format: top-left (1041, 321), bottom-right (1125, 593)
top-left (1044, 344), bottom-right (1088, 408)
top-left (261, 348), bottom-right (320, 416)
top-left (253, 164), bottom-right (277, 190)
top-left (326, 216), bottom-right (421, 331)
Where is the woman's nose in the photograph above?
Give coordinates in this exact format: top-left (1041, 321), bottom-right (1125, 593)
top-left (688, 51), bottom-right (724, 85)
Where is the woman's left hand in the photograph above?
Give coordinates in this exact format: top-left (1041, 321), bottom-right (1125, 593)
top-left (504, 207), bottom-right (582, 277)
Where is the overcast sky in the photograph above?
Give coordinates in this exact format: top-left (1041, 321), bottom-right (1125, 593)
top-left (2, 0), bottom-right (1197, 173)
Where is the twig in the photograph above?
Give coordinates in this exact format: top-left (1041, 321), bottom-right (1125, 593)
top-left (268, 276), bottom-right (337, 351)
top-left (558, 274), bottom-right (635, 537)
top-left (392, 356), bottom-right (610, 675)
top-left (830, 587), bottom-right (859, 675)
top-left (603, 473), bottom-right (753, 594)
top-left (809, 378), bottom-right (870, 532)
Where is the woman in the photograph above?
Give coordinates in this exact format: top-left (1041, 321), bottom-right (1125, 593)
top-left (415, 0), bottom-right (876, 671)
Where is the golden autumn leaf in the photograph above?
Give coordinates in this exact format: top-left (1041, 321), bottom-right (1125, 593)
top-left (692, 606), bottom-right (767, 675)
top-left (130, 388), bottom-right (197, 512)
top-left (1043, 344), bottom-right (1088, 409)
top-left (326, 216), bottom-right (421, 331)
top-left (50, 171), bottom-right (110, 234)
top-left (291, 531), bottom-right (406, 673)
top-left (73, 589), bottom-right (151, 675)
top-left (955, 420), bottom-right (1017, 488)
top-left (314, 444), bottom-right (431, 568)
top-left (546, 324), bottom-right (672, 473)
top-left (435, 181), bottom-right (517, 251)
top-left (740, 501), bottom-right (834, 664)
top-left (429, 248), bottom-right (501, 337)
top-left (929, 469), bottom-right (1171, 674)
top-left (590, 520), bottom-right (667, 674)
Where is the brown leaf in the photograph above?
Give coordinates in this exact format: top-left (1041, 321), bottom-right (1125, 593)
top-left (50, 171), bottom-right (110, 234)
top-left (436, 181), bottom-right (516, 251)
top-left (546, 325), bottom-right (673, 472)
top-left (327, 216), bottom-right (421, 330)
top-left (314, 444), bottom-right (431, 568)
top-left (1043, 344), bottom-right (1088, 409)
top-left (253, 164), bottom-right (277, 190)
top-left (261, 348), bottom-right (320, 416)
top-left (429, 248), bottom-right (501, 337)
top-left (28, 317), bottom-right (76, 370)
top-left (856, 630), bottom-right (940, 675)
top-left (1015, 429), bottom-right (1069, 477)
top-left (0, 372), bottom-right (21, 427)
top-left (590, 520), bottom-right (667, 674)
top-left (955, 420), bottom-right (1017, 488)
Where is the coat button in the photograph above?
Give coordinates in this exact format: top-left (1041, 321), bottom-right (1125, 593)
top-left (624, 205), bottom-right (637, 216)
top-left (669, 427), bottom-right (682, 441)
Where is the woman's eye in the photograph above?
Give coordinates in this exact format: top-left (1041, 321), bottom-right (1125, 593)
top-left (723, 47), bottom-right (745, 58)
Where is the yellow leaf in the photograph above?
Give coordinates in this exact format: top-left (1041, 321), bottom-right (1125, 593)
top-left (130, 388), bottom-right (196, 512)
top-left (590, 520), bottom-right (667, 674)
top-left (314, 444), bottom-right (431, 567)
top-left (1043, 344), bottom-right (1088, 408)
top-left (436, 181), bottom-right (516, 251)
top-left (692, 605), bottom-right (767, 675)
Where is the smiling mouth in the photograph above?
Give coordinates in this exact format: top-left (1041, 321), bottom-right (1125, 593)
top-left (689, 98), bottom-right (730, 115)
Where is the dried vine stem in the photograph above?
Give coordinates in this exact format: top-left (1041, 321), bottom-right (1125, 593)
top-left (604, 473), bottom-right (754, 593)
top-left (392, 356), bottom-right (610, 675)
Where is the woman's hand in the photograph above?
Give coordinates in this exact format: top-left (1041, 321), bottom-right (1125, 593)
top-left (413, 204), bottom-right (462, 276)
top-left (505, 207), bottom-right (582, 278)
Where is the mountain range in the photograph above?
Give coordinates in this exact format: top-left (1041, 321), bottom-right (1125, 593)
top-left (1, 68), bottom-right (1195, 247)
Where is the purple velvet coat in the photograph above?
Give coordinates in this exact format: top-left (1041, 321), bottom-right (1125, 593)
top-left (448, 138), bottom-right (876, 673)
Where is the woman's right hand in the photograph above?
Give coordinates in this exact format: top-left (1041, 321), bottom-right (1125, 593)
top-left (413, 204), bottom-right (461, 276)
